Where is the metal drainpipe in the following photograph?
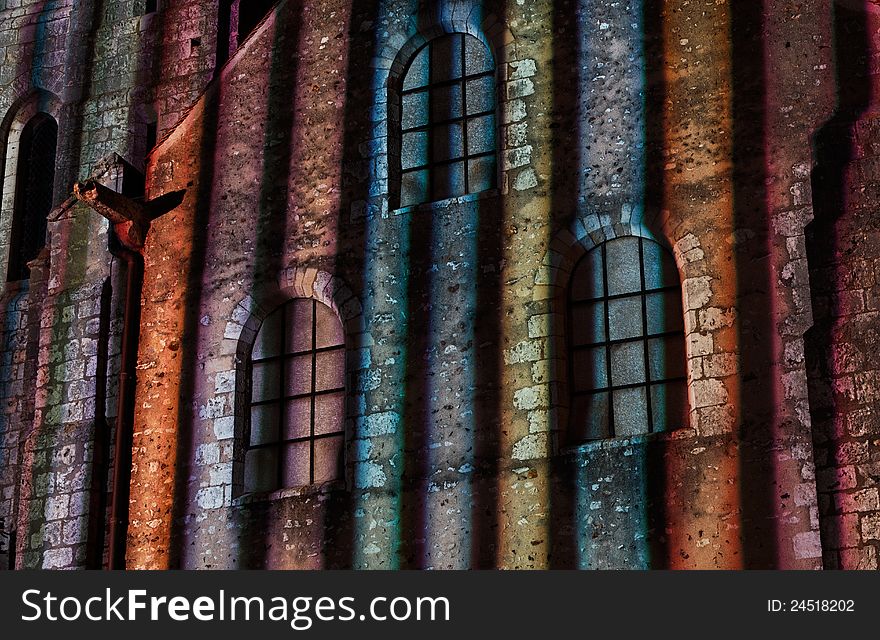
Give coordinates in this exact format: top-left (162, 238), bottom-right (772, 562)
top-left (107, 238), bottom-right (143, 570)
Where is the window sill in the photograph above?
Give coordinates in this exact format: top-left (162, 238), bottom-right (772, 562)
top-left (232, 479), bottom-right (345, 506)
top-left (559, 426), bottom-right (697, 456)
top-left (392, 188), bottom-right (500, 216)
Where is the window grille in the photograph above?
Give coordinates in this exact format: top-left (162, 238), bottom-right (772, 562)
top-left (568, 236), bottom-right (688, 441)
top-left (398, 33), bottom-right (496, 207)
top-left (245, 298), bottom-right (346, 492)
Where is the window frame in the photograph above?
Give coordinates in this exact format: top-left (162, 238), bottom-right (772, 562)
top-left (566, 236), bottom-right (688, 442)
top-left (394, 32), bottom-right (498, 209)
top-left (243, 297), bottom-right (346, 493)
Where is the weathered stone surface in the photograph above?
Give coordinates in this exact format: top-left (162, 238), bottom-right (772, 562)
top-left (0, 0), bottom-right (874, 573)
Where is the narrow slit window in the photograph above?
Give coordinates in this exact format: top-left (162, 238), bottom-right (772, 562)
top-left (567, 236), bottom-right (688, 442)
top-left (8, 114), bottom-right (57, 282)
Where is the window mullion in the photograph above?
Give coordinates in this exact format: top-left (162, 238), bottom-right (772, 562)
top-left (310, 300), bottom-right (318, 484)
top-left (427, 40), bottom-right (435, 202)
top-left (460, 35), bottom-right (469, 195)
top-left (601, 244), bottom-right (615, 438)
top-left (639, 238), bottom-right (655, 434)
top-left (277, 301), bottom-right (287, 490)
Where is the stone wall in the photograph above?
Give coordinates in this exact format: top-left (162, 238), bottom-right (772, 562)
top-left (807, 1), bottom-right (880, 571)
top-left (125, 0), bottom-right (833, 570)
top-left (0, 0), bottom-right (877, 570)
top-left (0, 0), bottom-right (223, 569)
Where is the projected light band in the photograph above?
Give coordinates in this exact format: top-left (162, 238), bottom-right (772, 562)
top-left (246, 298), bottom-right (345, 492)
top-left (568, 236), bottom-right (687, 441)
top-left (399, 33), bottom-right (496, 207)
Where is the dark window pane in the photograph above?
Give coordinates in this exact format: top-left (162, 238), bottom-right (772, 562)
top-left (281, 441), bottom-right (311, 487)
top-left (283, 397), bottom-right (311, 440)
top-left (401, 169), bottom-right (429, 207)
top-left (433, 161), bottom-right (465, 200)
top-left (402, 90), bottom-right (429, 129)
top-left (431, 83), bottom-right (463, 121)
top-left (605, 237), bottom-right (643, 296)
top-left (570, 301), bottom-right (605, 346)
top-left (285, 354), bottom-right (313, 397)
top-left (464, 34), bottom-right (493, 74)
top-left (572, 347), bottom-right (608, 391)
top-left (251, 361), bottom-right (281, 402)
top-left (238, 0), bottom-right (275, 43)
top-left (432, 122), bottom-right (464, 161)
top-left (403, 47), bottom-right (429, 90)
top-left (607, 296), bottom-right (643, 342)
top-left (250, 404), bottom-right (279, 447)
top-left (431, 34), bottom-right (463, 82)
top-left (9, 115), bottom-right (56, 282)
top-left (314, 435), bottom-right (344, 484)
top-left (315, 391), bottom-right (345, 435)
top-left (314, 302), bottom-right (344, 349)
top-left (244, 447), bottom-right (278, 494)
top-left (613, 386), bottom-right (649, 437)
top-left (467, 155), bottom-right (495, 193)
top-left (571, 393), bottom-right (610, 441)
top-left (314, 349), bottom-right (345, 393)
top-left (466, 114), bottom-right (495, 155)
top-left (285, 298), bottom-right (313, 354)
top-left (650, 381), bottom-right (688, 432)
top-left (646, 290), bottom-right (684, 335)
top-left (402, 130), bottom-right (429, 170)
top-left (642, 240), bottom-right (679, 289)
top-left (610, 340), bottom-right (646, 387)
top-left (571, 249), bottom-right (604, 301)
top-left (252, 309), bottom-right (282, 359)
top-left (647, 336), bottom-right (686, 381)
top-left (465, 76), bottom-right (495, 115)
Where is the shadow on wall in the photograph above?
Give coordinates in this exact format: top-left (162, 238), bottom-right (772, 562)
top-left (5, 0), bottom-right (107, 569)
top-left (396, 1), bottom-right (507, 570)
top-left (805, 0), bottom-right (871, 570)
top-left (547, 0), bottom-right (670, 570)
top-left (546, 0), bottom-right (789, 568)
top-left (214, 2), bottom-right (303, 569)
top-left (729, 0), bottom-right (780, 569)
top-left (153, 0), bottom-right (855, 568)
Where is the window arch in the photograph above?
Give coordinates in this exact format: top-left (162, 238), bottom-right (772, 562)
top-left (396, 32), bottom-right (497, 208)
top-left (244, 297), bottom-right (346, 493)
top-left (8, 113), bottom-right (57, 282)
top-left (567, 236), bottom-right (688, 442)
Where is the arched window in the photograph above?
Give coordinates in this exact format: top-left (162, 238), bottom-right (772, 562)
top-left (567, 236), bottom-right (688, 442)
top-left (8, 113), bottom-right (57, 282)
top-left (397, 33), bottom-right (496, 208)
top-left (244, 298), bottom-right (346, 493)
